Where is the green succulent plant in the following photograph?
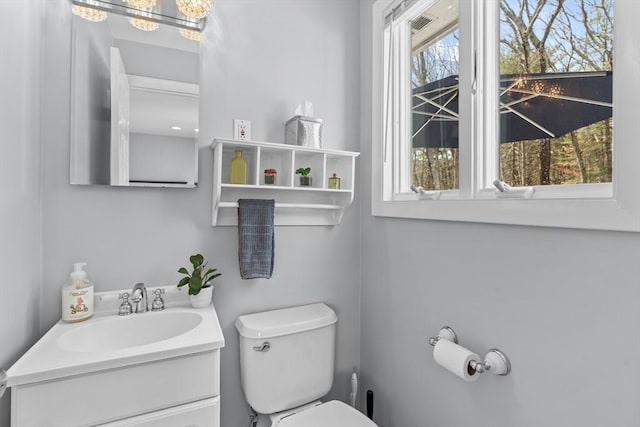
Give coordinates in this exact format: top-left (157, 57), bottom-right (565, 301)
top-left (295, 167), bottom-right (311, 176)
top-left (177, 254), bottom-right (222, 295)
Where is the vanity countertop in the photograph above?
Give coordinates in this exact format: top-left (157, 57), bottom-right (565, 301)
top-left (7, 290), bottom-right (224, 387)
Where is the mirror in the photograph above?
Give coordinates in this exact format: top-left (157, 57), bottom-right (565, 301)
top-left (69, 1), bottom-right (200, 187)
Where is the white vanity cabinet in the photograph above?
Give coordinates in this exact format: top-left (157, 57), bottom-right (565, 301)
top-left (7, 301), bottom-right (225, 427)
top-left (11, 350), bottom-right (220, 427)
top-left (211, 138), bottom-right (359, 226)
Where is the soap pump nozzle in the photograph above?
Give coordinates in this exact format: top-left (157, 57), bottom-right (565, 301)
top-left (70, 262), bottom-right (88, 285)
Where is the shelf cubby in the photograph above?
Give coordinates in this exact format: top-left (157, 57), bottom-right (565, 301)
top-left (211, 138), bottom-right (359, 226)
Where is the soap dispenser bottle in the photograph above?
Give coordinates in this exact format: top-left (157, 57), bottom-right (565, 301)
top-left (62, 262), bottom-right (94, 323)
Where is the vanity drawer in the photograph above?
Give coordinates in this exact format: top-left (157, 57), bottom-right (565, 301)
top-left (11, 350), bottom-right (220, 427)
top-left (97, 397), bottom-right (219, 427)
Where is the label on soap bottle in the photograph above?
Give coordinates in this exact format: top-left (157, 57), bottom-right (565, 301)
top-left (62, 285), bottom-right (94, 322)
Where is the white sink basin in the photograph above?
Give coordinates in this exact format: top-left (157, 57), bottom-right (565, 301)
top-left (6, 290), bottom-right (225, 387)
top-left (57, 311), bottom-right (203, 352)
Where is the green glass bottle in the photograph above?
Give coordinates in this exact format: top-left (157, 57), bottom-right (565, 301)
top-left (230, 150), bottom-right (247, 184)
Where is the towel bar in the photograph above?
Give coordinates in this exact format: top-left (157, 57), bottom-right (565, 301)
top-left (218, 202), bottom-right (342, 210)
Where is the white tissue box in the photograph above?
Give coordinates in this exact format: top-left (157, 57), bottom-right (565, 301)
top-left (285, 115), bottom-right (323, 148)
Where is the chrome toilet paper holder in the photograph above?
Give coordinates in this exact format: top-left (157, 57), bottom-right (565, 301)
top-left (428, 326), bottom-right (511, 376)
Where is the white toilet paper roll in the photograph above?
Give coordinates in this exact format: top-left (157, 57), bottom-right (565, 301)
top-left (433, 339), bottom-right (480, 382)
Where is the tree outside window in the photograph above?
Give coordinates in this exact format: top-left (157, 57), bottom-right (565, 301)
top-left (410, 0), bottom-right (613, 191)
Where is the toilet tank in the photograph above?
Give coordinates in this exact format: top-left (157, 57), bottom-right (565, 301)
top-left (236, 303), bottom-right (338, 415)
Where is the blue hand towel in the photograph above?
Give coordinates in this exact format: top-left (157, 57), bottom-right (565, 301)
top-left (238, 199), bottom-right (275, 279)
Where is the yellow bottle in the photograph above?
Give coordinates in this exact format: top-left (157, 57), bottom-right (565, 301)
top-left (328, 173), bottom-right (341, 189)
top-left (230, 150), bottom-right (247, 184)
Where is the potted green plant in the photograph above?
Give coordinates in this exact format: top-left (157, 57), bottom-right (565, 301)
top-left (296, 167), bottom-right (312, 186)
top-left (177, 253), bottom-right (221, 308)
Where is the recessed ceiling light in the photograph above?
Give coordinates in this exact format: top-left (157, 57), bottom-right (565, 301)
top-left (170, 126), bottom-right (182, 130)
top-left (194, 128), bottom-right (199, 132)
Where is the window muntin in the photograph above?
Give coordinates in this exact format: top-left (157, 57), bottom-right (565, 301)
top-left (410, 0), bottom-right (460, 191)
top-left (498, 0), bottom-right (613, 188)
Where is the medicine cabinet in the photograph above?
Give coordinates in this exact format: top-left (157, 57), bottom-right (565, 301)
top-left (211, 138), bottom-right (359, 226)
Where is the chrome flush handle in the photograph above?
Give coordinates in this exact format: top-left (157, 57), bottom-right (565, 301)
top-left (253, 342), bottom-right (271, 352)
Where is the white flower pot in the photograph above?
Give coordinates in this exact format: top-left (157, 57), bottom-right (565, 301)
top-left (190, 285), bottom-right (213, 308)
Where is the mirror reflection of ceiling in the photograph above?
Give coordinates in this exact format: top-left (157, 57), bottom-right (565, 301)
top-left (71, 0), bottom-right (202, 138)
top-left (108, 12), bottom-right (199, 53)
top-left (128, 76), bottom-right (199, 137)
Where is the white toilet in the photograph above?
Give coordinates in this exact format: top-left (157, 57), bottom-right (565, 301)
top-left (236, 303), bottom-right (377, 427)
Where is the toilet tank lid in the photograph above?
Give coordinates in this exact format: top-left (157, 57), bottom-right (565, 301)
top-left (236, 303), bottom-right (337, 339)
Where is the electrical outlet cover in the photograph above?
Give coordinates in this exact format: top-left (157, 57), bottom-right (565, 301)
top-left (234, 119), bottom-right (251, 141)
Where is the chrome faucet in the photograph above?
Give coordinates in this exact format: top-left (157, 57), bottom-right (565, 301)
top-left (130, 282), bottom-right (149, 313)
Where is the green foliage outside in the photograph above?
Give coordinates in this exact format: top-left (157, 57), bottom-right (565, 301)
top-left (411, 0), bottom-right (613, 191)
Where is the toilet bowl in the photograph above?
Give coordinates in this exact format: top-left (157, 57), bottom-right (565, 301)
top-left (270, 400), bottom-right (375, 427)
top-left (236, 303), bottom-right (378, 427)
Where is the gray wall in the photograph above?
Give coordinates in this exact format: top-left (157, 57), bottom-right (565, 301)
top-left (0, 1), bottom-right (44, 424)
top-left (38, 1), bottom-right (361, 427)
top-left (358, 1), bottom-right (640, 426)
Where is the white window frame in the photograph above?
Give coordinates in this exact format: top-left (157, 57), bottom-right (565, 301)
top-left (371, 0), bottom-right (640, 231)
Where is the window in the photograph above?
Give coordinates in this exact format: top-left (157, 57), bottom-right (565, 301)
top-left (410, 1), bottom-right (459, 191)
top-left (497, 0), bottom-right (613, 188)
top-left (372, 0), bottom-right (640, 231)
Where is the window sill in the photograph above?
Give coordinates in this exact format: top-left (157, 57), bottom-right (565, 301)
top-left (475, 183), bottom-right (612, 200)
top-left (372, 189), bottom-right (640, 231)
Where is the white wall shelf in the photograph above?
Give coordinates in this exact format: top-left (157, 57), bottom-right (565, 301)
top-left (211, 138), bottom-right (359, 226)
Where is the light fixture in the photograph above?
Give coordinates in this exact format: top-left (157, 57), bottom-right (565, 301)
top-left (170, 126), bottom-right (182, 130)
top-left (179, 28), bottom-right (201, 41)
top-left (123, 0), bottom-right (157, 9)
top-left (129, 7), bottom-right (158, 31)
top-left (130, 15), bottom-right (159, 31)
top-left (175, 0), bottom-right (212, 19)
top-left (72, 4), bottom-right (107, 22)
top-left (72, 0), bottom-right (207, 40)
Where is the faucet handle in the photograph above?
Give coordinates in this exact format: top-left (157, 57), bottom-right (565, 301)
top-left (118, 292), bottom-right (133, 316)
top-left (151, 289), bottom-right (165, 311)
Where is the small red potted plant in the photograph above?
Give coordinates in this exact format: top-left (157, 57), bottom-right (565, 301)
top-left (264, 168), bottom-right (277, 185)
